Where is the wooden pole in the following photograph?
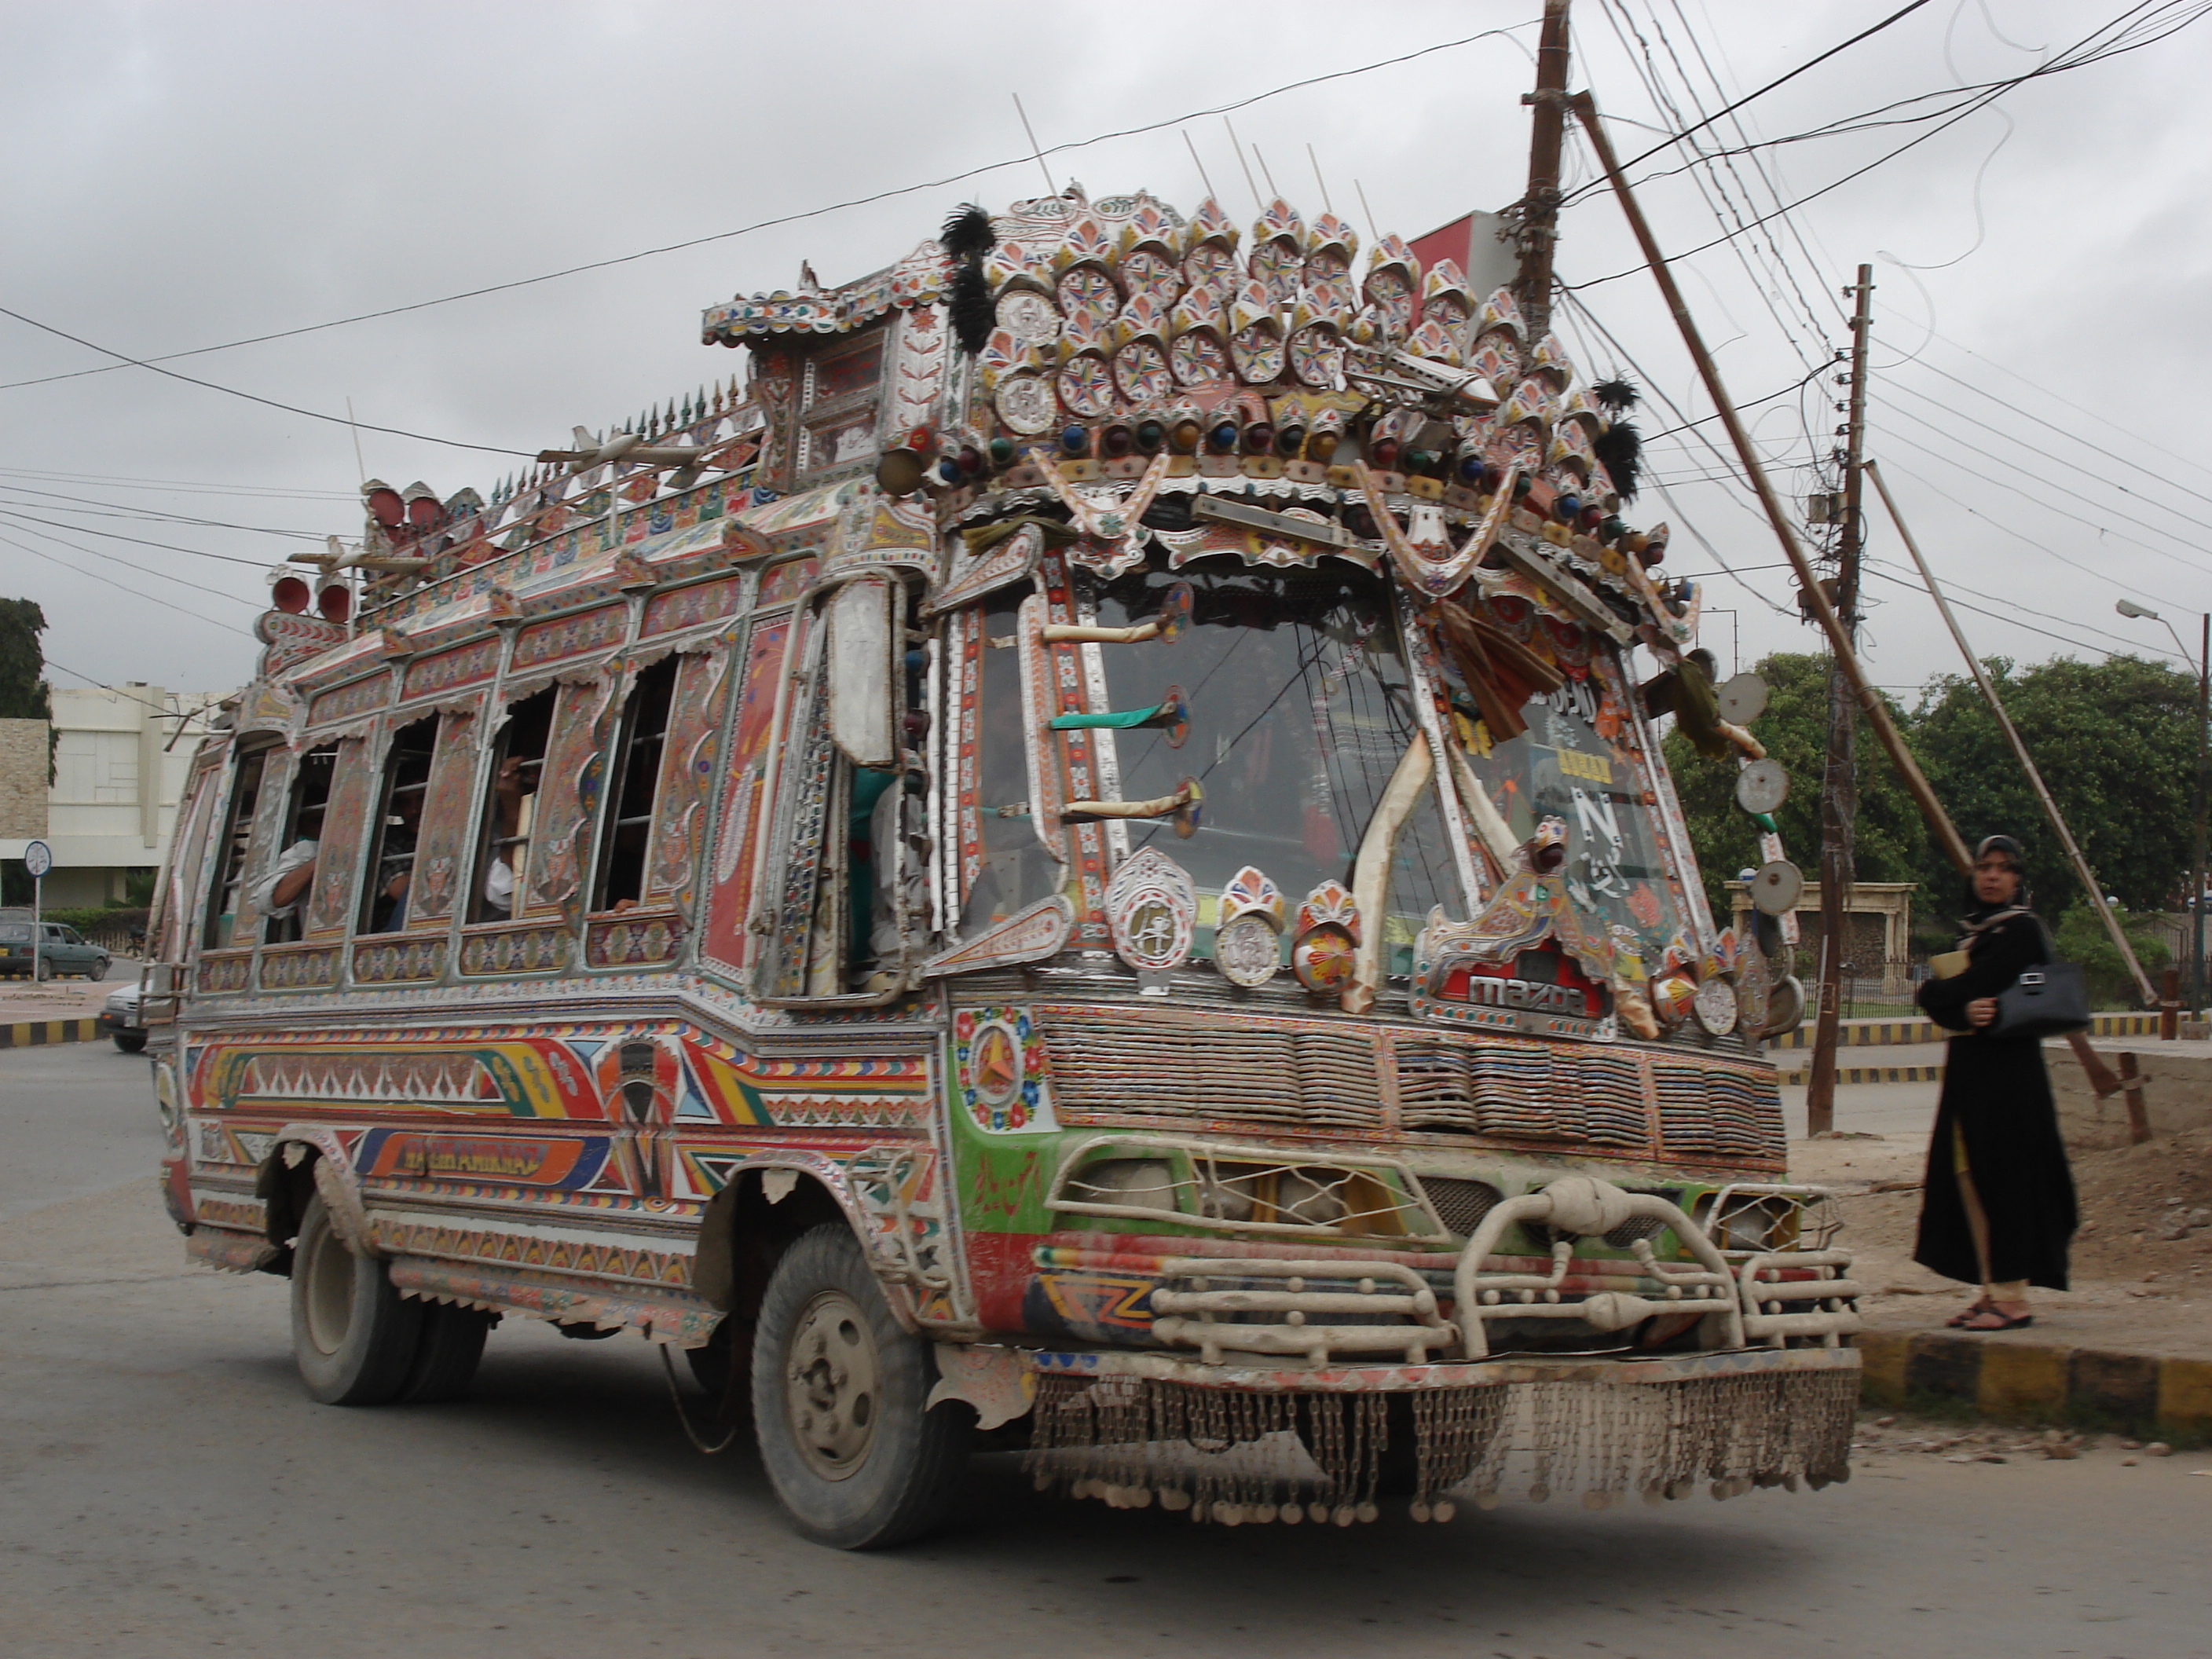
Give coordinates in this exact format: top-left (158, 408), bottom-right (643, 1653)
top-left (1569, 95), bottom-right (1972, 883)
top-left (1807, 267), bottom-right (1875, 1136)
top-left (1864, 460), bottom-right (2159, 1009)
top-left (1514, 0), bottom-right (1574, 342)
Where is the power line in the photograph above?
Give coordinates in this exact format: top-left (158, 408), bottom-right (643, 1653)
top-left (0, 485), bottom-right (326, 542)
top-left (0, 24), bottom-right (1540, 397)
top-left (0, 463), bottom-right (351, 500)
top-left (0, 530), bottom-right (255, 636)
top-left (0, 302), bottom-right (537, 458)
top-left (0, 507), bottom-right (287, 569)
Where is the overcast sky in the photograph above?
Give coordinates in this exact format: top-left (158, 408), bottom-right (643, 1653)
top-left (3, 0), bottom-right (2208, 704)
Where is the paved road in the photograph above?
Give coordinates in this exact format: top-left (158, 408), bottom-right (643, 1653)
top-left (4, 1046), bottom-right (2207, 1658)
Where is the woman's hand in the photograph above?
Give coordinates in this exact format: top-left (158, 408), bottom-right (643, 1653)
top-left (1967, 996), bottom-right (1998, 1028)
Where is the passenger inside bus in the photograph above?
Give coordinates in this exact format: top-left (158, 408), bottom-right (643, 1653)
top-left (361, 716), bottom-right (438, 934)
top-left (255, 743), bottom-right (337, 943)
top-left (472, 688), bottom-right (554, 923)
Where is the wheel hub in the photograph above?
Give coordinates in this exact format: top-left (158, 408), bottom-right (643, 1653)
top-left (783, 1289), bottom-right (881, 1480)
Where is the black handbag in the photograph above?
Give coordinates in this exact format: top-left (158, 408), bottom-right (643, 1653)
top-left (1990, 918), bottom-right (2091, 1039)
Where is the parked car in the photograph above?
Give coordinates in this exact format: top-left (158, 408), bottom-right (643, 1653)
top-left (0, 919), bottom-right (112, 980)
top-left (98, 979), bottom-right (147, 1053)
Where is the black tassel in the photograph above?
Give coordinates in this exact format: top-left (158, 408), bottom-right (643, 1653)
top-left (939, 203), bottom-right (995, 262)
top-left (1591, 375), bottom-right (1640, 415)
top-left (1593, 419), bottom-right (1643, 503)
top-left (950, 263), bottom-right (995, 356)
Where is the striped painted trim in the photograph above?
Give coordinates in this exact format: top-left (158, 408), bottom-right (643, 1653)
top-left (0, 1017), bottom-right (100, 1049)
top-left (1856, 1329), bottom-right (2212, 1433)
top-left (1772, 1010), bottom-right (2163, 1052)
top-left (1777, 1062), bottom-right (1943, 1086)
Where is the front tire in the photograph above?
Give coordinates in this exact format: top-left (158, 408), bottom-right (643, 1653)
top-left (112, 1031), bottom-right (146, 1053)
top-left (289, 1192), bottom-right (423, 1404)
top-left (750, 1224), bottom-right (969, 1548)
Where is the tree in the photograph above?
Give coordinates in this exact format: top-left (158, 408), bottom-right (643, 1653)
top-left (1910, 655), bottom-right (2195, 917)
top-left (1663, 650), bottom-right (1928, 921)
top-left (0, 598), bottom-right (50, 722)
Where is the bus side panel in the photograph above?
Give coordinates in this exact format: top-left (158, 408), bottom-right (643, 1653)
top-left (698, 612), bottom-right (796, 976)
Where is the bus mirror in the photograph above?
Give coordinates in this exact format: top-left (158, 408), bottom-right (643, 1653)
top-left (826, 577), bottom-right (896, 769)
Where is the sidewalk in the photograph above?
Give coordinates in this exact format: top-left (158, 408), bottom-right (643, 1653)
top-left (0, 961), bottom-right (137, 1047)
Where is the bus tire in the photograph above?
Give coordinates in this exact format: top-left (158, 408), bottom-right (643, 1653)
top-left (397, 1304), bottom-right (496, 1404)
top-left (289, 1192), bottom-right (423, 1405)
top-left (750, 1223), bottom-right (969, 1549)
top-left (112, 1031), bottom-right (146, 1053)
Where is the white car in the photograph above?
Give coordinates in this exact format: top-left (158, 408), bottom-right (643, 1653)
top-left (98, 980), bottom-right (146, 1053)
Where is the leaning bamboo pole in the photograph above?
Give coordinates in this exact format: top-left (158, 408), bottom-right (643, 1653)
top-left (1567, 93), bottom-right (1972, 880)
top-left (1866, 460), bottom-right (2159, 1009)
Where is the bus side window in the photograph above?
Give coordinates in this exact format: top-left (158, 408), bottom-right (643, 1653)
top-left (202, 745), bottom-right (271, 950)
top-left (591, 658), bottom-right (679, 913)
top-left (758, 577), bottom-right (926, 1001)
top-left (358, 717), bottom-right (439, 936)
top-left (470, 688), bottom-right (555, 923)
top-left (260, 745), bottom-right (337, 944)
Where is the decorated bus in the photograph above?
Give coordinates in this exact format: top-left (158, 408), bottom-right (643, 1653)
top-left (147, 168), bottom-right (1858, 1548)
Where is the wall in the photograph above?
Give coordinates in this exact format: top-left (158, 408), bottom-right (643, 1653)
top-left (0, 719), bottom-right (47, 840)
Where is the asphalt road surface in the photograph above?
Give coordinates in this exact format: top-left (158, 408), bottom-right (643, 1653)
top-left (4, 1044), bottom-right (2207, 1659)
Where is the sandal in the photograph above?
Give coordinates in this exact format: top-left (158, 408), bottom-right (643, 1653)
top-left (1945, 1300), bottom-right (1994, 1328)
top-left (1956, 1309), bottom-right (2033, 1331)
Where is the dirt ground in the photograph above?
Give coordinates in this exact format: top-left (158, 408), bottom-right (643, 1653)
top-left (1792, 1123), bottom-right (2212, 1358)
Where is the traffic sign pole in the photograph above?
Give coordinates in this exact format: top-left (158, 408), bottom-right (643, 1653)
top-left (22, 840), bottom-right (52, 981)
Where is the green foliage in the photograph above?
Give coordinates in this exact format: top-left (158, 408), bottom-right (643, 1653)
top-left (2053, 901), bottom-right (2171, 1009)
top-left (1662, 650), bottom-right (2201, 940)
top-left (1913, 655), bottom-right (2197, 914)
top-left (0, 598), bottom-right (51, 722)
top-left (123, 867), bottom-right (157, 907)
top-left (1663, 651), bottom-right (1928, 919)
top-left (41, 905), bottom-right (148, 937)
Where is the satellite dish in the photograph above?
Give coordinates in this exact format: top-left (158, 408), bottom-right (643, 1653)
top-left (1734, 759), bottom-right (1789, 816)
top-left (1716, 671), bottom-right (1769, 724)
top-left (1749, 859), bottom-right (1804, 916)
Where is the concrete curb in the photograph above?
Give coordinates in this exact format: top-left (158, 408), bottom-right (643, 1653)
top-left (1856, 1329), bottom-right (2212, 1434)
top-left (0, 1016), bottom-right (99, 1049)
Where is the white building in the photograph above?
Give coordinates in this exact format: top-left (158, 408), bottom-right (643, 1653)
top-left (0, 685), bottom-right (218, 906)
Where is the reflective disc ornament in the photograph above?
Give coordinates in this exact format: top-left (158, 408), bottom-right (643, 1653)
top-left (1716, 671), bottom-right (1769, 724)
top-left (1694, 976), bottom-right (1739, 1037)
top-left (1214, 912), bottom-right (1282, 988)
top-left (1749, 859), bottom-right (1804, 916)
top-left (1762, 973), bottom-right (1806, 1036)
top-left (1734, 759), bottom-right (1789, 816)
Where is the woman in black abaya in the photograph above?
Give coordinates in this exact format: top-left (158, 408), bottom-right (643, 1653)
top-left (1912, 835), bottom-right (2078, 1331)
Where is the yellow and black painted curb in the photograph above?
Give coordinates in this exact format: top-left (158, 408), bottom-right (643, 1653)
top-left (1776, 1061), bottom-right (1944, 1086)
top-left (1856, 1328), bottom-right (2212, 1434)
top-left (0, 1016), bottom-right (99, 1049)
top-left (1771, 1011), bottom-right (2163, 1052)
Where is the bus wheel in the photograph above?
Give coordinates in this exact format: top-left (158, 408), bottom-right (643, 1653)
top-left (289, 1192), bottom-right (423, 1405)
top-left (750, 1224), bottom-right (969, 1548)
top-left (397, 1304), bottom-right (496, 1404)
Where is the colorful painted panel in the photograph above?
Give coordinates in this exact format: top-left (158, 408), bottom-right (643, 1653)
top-left (401, 705), bottom-right (481, 925)
top-left (524, 676), bottom-right (617, 917)
top-left (641, 575), bottom-right (741, 639)
top-left (458, 921), bottom-right (571, 976)
top-left (401, 638), bottom-right (500, 701)
top-left (357, 1129), bottom-right (606, 1188)
top-left (352, 936), bottom-right (448, 983)
top-left (196, 950), bottom-right (252, 994)
top-left (679, 1034), bottom-right (930, 1130)
top-left (646, 650), bottom-right (731, 906)
top-left (585, 912), bottom-right (681, 968)
top-left (303, 734), bottom-right (372, 938)
top-left (194, 1036), bottom-right (602, 1120)
top-left (255, 944), bottom-right (342, 991)
top-left (512, 603), bottom-right (628, 672)
top-left (953, 1006), bottom-right (1056, 1133)
top-left (307, 672), bottom-right (392, 730)
top-left (698, 615), bottom-right (794, 973)
top-left (754, 557), bottom-right (818, 608)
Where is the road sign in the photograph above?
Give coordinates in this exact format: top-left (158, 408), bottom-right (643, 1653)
top-left (21, 839), bottom-right (51, 878)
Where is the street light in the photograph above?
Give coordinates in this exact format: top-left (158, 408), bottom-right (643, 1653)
top-left (2115, 599), bottom-right (2209, 1016)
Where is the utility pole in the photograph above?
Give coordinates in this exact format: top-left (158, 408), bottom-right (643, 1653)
top-left (2194, 613), bottom-right (2206, 1017)
top-left (1513, 0), bottom-right (1574, 342)
top-left (1807, 265), bottom-right (1873, 1138)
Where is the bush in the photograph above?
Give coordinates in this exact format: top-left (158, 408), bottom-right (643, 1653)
top-left (2053, 901), bottom-right (2170, 1009)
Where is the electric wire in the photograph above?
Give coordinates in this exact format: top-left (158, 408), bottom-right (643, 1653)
top-left (0, 530), bottom-right (256, 636)
top-left (0, 485), bottom-right (327, 542)
top-left (0, 508), bottom-right (295, 570)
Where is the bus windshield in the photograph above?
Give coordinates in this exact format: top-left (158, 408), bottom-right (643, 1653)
top-left (1086, 555), bottom-right (1463, 969)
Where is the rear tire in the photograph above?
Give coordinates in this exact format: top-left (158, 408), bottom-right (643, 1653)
top-left (289, 1192), bottom-right (423, 1404)
top-left (34, 958), bottom-right (52, 982)
top-left (112, 1031), bottom-right (146, 1053)
top-left (750, 1224), bottom-right (969, 1549)
top-left (397, 1303), bottom-right (495, 1403)
top-left (90, 956), bottom-right (110, 980)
